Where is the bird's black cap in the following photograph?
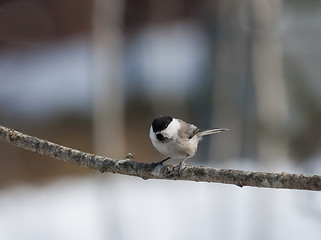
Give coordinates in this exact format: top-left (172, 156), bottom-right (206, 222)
top-left (151, 116), bottom-right (173, 132)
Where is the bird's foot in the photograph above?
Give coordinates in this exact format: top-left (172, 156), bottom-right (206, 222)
top-left (174, 160), bottom-right (187, 173)
top-left (151, 157), bottom-right (171, 167)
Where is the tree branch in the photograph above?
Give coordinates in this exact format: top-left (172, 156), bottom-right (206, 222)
top-left (0, 125), bottom-right (320, 191)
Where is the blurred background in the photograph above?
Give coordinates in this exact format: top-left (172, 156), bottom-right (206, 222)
top-left (0, 0), bottom-right (321, 239)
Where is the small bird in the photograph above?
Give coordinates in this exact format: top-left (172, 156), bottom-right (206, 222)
top-left (149, 116), bottom-right (228, 167)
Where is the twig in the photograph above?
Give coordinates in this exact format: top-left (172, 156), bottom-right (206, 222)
top-left (0, 125), bottom-right (320, 191)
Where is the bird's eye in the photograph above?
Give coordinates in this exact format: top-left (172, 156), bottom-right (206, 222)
top-left (156, 133), bottom-right (165, 141)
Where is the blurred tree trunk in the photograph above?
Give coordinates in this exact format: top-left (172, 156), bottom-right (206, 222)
top-left (92, 0), bottom-right (125, 158)
top-left (210, 0), bottom-right (289, 166)
top-left (250, 0), bottom-right (289, 167)
top-left (209, 1), bottom-right (253, 161)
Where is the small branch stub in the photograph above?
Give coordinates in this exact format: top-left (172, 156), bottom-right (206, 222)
top-left (0, 125), bottom-right (320, 191)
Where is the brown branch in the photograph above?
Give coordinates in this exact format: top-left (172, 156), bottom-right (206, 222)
top-left (0, 125), bottom-right (320, 191)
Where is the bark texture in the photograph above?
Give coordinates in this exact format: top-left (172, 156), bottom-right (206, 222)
top-left (0, 125), bottom-right (320, 191)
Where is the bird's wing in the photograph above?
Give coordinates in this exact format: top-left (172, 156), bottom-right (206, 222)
top-left (177, 120), bottom-right (200, 140)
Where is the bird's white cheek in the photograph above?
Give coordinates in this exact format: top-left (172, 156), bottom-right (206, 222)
top-left (162, 118), bottom-right (180, 139)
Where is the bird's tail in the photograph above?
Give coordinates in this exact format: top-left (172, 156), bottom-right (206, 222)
top-left (198, 128), bottom-right (229, 136)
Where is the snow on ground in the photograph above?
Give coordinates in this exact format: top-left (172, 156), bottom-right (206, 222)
top-left (0, 173), bottom-right (320, 240)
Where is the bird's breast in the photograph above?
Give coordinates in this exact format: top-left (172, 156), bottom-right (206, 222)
top-left (152, 136), bottom-right (199, 159)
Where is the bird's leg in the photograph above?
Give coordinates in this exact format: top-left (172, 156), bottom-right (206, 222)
top-left (151, 157), bottom-right (171, 167)
top-left (175, 157), bottom-right (188, 172)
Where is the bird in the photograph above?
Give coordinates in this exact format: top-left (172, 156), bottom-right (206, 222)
top-left (149, 116), bottom-right (228, 168)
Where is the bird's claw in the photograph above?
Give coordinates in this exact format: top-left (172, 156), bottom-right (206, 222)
top-left (174, 161), bottom-right (186, 173)
top-left (151, 162), bottom-right (163, 168)
top-left (151, 157), bottom-right (171, 168)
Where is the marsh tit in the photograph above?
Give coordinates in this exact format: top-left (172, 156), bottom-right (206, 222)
top-left (149, 116), bottom-right (228, 167)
